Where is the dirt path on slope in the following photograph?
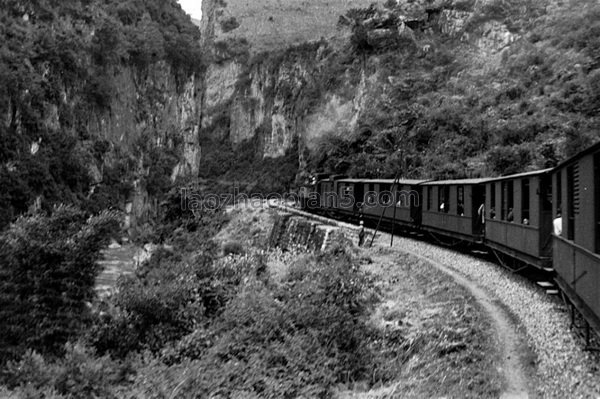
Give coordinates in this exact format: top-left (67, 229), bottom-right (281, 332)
top-left (398, 247), bottom-right (530, 399)
top-left (95, 244), bottom-right (139, 298)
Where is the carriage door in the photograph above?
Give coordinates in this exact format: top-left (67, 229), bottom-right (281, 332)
top-left (410, 185), bottom-right (423, 226)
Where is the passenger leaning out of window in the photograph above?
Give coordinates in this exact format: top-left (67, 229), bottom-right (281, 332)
top-left (507, 208), bottom-right (514, 222)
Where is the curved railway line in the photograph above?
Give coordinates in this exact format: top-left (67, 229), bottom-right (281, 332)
top-left (307, 208), bottom-right (600, 397)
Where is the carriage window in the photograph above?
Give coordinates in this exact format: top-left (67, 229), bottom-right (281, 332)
top-left (542, 175), bottom-right (552, 212)
top-left (439, 186), bottom-right (450, 213)
top-left (521, 179), bottom-right (530, 224)
top-left (501, 181), bottom-right (514, 221)
top-left (342, 185), bottom-right (352, 198)
top-left (595, 154), bottom-right (600, 253)
top-left (457, 186), bottom-right (465, 215)
top-left (364, 183), bottom-right (375, 205)
top-left (427, 186), bottom-right (432, 210)
top-left (490, 183), bottom-right (496, 218)
top-left (556, 173), bottom-right (562, 214)
top-left (379, 184), bottom-right (392, 206)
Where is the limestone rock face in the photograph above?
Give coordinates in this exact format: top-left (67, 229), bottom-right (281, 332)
top-left (194, 0), bottom-right (531, 179)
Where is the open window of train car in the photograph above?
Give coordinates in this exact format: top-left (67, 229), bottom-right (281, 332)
top-left (427, 186), bottom-right (433, 211)
top-left (379, 182), bottom-right (392, 207)
top-left (457, 185), bottom-right (465, 216)
top-left (365, 182), bottom-right (376, 206)
top-left (521, 179), bottom-right (530, 224)
top-left (488, 182), bottom-right (497, 219)
top-left (501, 180), bottom-right (514, 221)
top-left (438, 185), bottom-right (450, 213)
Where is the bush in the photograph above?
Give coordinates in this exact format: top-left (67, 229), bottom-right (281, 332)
top-left (220, 17), bottom-right (240, 33)
top-left (160, 248), bottom-right (379, 398)
top-left (1, 344), bottom-right (132, 397)
top-left (0, 206), bottom-right (120, 363)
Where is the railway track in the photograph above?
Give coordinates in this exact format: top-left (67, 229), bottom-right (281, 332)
top-left (296, 208), bottom-right (600, 397)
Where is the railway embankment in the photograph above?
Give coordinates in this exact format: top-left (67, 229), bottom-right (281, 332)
top-left (371, 232), bottom-right (600, 398)
top-left (91, 205), bottom-right (600, 397)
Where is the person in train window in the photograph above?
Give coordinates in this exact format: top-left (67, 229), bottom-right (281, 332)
top-left (507, 208), bottom-right (514, 222)
top-left (523, 218), bottom-right (529, 225)
top-left (553, 210), bottom-right (562, 236)
top-left (490, 207), bottom-right (496, 219)
top-left (457, 202), bottom-right (464, 216)
top-left (439, 202), bottom-right (445, 212)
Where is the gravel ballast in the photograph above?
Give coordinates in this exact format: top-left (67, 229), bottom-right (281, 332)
top-left (375, 233), bottom-right (600, 398)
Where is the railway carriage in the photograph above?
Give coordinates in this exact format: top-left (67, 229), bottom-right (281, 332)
top-left (420, 179), bottom-right (488, 242)
top-left (484, 169), bottom-right (554, 269)
top-left (321, 178), bottom-right (425, 226)
top-left (552, 142), bottom-right (600, 333)
top-left (305, 140), bottom-right (600, 337)
top-left (357, 179), bottom-right (424, 227)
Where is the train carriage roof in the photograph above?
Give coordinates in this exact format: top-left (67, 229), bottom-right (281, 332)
top-left (421, 178), bottom-right (490, 186)
top-left (485, 168), bottom-right (553, 182)
top-left (337, 178), bottom-right (428, 185)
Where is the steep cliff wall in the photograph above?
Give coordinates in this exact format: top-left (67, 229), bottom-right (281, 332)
top-left (197, 0), bottom-right (597, 182)
top-left (198, 0), bottom-right (379, 164)
top-left (0, 1), bottom-right (205, 229)
top-left (88, 62), bottom-right (203, 226)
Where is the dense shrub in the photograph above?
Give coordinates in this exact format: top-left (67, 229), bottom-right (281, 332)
top-left (220, 16), bottom-right (240, 33)
top-left (2, 344), bottom-right (132, 398)
top-left (148, 248), bottom-right (379, 398)
top-left (0, 206), bottom-right (120, 363)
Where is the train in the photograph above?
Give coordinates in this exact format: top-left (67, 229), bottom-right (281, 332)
top-left (302, 141), bottom-right (600, 342)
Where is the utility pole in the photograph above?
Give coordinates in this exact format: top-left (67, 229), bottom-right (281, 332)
top-left (370, 171), bottom-right (401, 248)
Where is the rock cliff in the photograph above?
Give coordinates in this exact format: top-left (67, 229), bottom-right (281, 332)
top-left (196, 0), bottom-right (597, 182)
top-left (0, 1), bottom-right (204, 229)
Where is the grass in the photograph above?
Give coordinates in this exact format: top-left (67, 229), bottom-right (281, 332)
top-left (337, 249), bottom-right (504, 398)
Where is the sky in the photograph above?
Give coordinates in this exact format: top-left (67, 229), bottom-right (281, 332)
top-left (178, 0), bottom-right (202, 20)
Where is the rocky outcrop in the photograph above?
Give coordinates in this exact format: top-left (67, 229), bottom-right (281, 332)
top-left (194, 0), bottom-right (527, 180)
top-left (89, 62), bottom-right (203, 223)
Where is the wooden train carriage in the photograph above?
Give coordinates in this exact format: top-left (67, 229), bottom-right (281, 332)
top-left (420, 179), bottom-right (488, 242)
top-left (358, 179), bottom-right (425, 226)
top-left (485, 169), bottom-right (553, 268)
top-left (552, 141), bottom-right (600, 333)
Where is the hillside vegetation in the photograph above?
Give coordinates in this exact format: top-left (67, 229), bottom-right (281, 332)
top-left (308, 0), bottom-right (600, 179)
top-left (0, 0), bottom-right (202, 229)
